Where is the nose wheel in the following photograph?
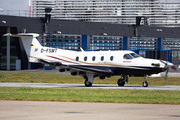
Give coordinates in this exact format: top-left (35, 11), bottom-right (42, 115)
top-left (142, 75), bottom-right (148, 87)
top-left (142, 81), bottom-right (148, 87)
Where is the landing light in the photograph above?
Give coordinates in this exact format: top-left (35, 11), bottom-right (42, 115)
top-left (151, 63), bottom-right (160, 67)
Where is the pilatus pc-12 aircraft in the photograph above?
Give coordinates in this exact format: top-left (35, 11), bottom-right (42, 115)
top-left (4, 33), bottom-right (176, 87)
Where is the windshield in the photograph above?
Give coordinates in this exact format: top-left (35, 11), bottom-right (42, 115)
top-left (130, 53), bottom-right (141, 58)
top-left (123, 54), bottom-right (133, 59)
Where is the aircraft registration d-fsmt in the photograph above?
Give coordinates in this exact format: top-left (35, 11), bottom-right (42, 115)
top-left (4, 33), bottom-right (176, 87)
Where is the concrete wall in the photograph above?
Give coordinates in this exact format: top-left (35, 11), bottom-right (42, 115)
top-left (1, 15), bottom-right (180, 38)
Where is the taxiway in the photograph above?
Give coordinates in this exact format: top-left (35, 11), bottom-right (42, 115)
top-left (0, 83), bottom-right (180, 91)
top-left (0, 101), bottom-right (180, 120)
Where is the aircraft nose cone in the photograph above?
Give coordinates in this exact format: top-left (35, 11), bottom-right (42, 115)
top-left (166, 61), bottom-right (174, 67)
top-left (160, 60), bottom-right (175, 69)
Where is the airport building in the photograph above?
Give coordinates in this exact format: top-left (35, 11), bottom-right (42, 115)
top-left (31, 0), bottom-right (180, 27)
top-left (0, 0), bottom-right (180, 70)
top-left (0, 14), bottom-right (180, 70)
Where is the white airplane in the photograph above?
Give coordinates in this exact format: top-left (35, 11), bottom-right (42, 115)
top-left (4, 33), bottom-right (176, 87)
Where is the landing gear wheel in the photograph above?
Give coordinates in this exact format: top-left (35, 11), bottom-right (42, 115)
top-left (84, 79), bottom-right (92, 87)
top-left (117, 79), bottom-right (125, 86)
top-left (142, 81), bottom-right (148, 87)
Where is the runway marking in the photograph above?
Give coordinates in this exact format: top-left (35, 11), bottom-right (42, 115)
top-left (0, 83), bottom-right (180, 91)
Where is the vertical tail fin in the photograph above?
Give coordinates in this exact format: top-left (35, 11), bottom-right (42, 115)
top-left (3, 33), bottom-right (42, 62)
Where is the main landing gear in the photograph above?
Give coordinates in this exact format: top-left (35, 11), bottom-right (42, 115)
top-left (84, 79), bottom-right (92, 87)
top-left (84, 73), bottom-right (94, 87)
top-left (117, 75), bottom-right (148, 87)
top-left (117, 75), bottom-right (128, 87)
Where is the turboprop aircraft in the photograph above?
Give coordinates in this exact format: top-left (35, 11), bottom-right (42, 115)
top-left (4, 33), bottom-right (176, 87)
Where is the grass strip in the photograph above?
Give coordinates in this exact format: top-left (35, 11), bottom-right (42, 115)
top-left (0, 72), bottom-right (180, 85)
top-left (0, 87), bottom-right (180, 104)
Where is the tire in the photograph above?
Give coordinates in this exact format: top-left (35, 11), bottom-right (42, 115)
top-left (84, 79), bottom-right (92, 87)
top-left (117, 79), bottom-right (125, 86)
top-left (142, 81), bottom-right (148, 87)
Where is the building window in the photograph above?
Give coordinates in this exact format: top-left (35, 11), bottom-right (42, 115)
top-left (43, 34), bottom-right (81, 50)
top-left (90, 35), bottom-right (123, 50)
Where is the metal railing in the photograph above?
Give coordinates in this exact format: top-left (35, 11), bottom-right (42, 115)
top-left (0, 10), bottom-right (31, 17)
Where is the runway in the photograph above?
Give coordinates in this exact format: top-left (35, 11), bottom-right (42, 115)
top-left (0, 83), bottom-right (180, 91)
top-left (0, 101), bottom-right (180, 120)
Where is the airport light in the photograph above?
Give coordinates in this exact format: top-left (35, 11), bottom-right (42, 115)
top-left (45, 7), bottom-right (52, 24)
top-left (57, 31), bottom-right (61, 34)
top-left (44, 7), bottom-right (52, 33)
top-left (0, 8), bottom-right (3, 12)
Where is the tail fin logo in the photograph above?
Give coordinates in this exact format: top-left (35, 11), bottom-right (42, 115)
top-left (31, 44), bottom-right (33, 47)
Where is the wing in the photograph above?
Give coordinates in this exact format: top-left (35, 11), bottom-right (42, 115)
top-left (38, 59), bottom-right (114, 75)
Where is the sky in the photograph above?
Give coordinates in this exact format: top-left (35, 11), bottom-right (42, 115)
top-left (0, 0), bottom-right (29, 10)
top-left (0, 0), bottom-right (179, 11)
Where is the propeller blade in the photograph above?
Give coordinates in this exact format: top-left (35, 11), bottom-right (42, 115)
top-left (164, 68), bottom-right (169, 82)
top-left (171, 65), bottom-right (177, 70)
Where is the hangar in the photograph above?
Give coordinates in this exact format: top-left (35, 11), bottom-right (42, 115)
top-left (0, 14), bottom-right (180, 70)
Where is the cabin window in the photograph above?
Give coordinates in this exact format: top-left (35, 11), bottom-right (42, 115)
top-left (110, 56), bottom-right (114, 61)
top-left (92, 56), bottom-right (96, 61)
top-left (76, 56), bottom-right (79, 61)
top-left (84, 56), bottom-right (87, 61)
top-left (130, 53), bottom-right (141, 58)
top-left (123, 54), bottom-right (133, 59)
top-left (101, 56), bottom-right (104, 61)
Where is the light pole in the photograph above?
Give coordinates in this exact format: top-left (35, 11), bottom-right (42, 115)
top-left (44, 7), bottom-right (52, 34)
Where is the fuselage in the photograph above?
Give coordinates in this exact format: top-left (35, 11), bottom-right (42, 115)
top-left (31, 47), bottom-right (166, 76)
top-left (4, 33), bottom-right (175, 87)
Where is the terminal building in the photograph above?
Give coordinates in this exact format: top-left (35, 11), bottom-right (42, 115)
top-left (0, 0), bottom-right (180, 70)
top-left (31, 0), bottom-right (180, 27)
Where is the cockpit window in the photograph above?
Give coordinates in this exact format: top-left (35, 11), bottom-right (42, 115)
top-left (130, 53), bottom-right (141, 58)
top-left (123, 54), bottom-right (133, 59)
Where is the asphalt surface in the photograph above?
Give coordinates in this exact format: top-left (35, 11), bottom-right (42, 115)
top-left (0, 68), bottom-right (180, 91)
top-left (0, 101), bottom-right (180, 120)
top-left (1, 83), bottom-right (180, 91)
top-left (0, 69), bottom-right (180, 120)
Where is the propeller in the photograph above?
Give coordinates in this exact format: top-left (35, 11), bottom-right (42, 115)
top-left (164, 68), bottom-right (169, 82)
top-left (160, 60), bottom-right (176, 82)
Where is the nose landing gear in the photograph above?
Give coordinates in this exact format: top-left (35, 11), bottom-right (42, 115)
top-left (142, 75), bottom-right (148, 87)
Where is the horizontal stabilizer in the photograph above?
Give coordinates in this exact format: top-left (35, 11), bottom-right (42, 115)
top-left (3, 33), bottom-right (39, 38)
